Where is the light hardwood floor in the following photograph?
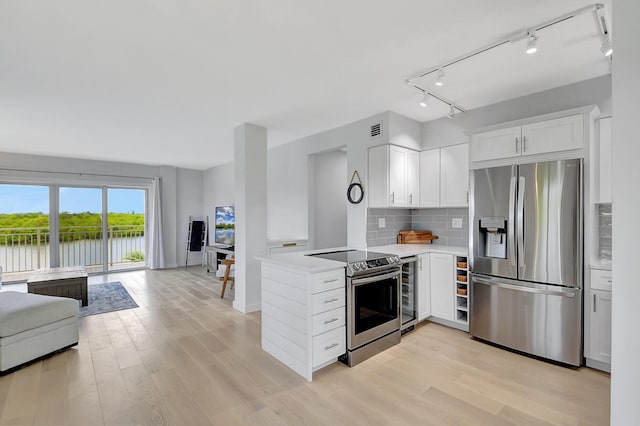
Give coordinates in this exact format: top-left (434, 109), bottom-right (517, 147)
top-left (0, 267), bottom-right (610, 425)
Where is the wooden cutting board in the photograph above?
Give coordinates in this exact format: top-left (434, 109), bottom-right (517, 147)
top-left (397, 230), bottom-right (439, 244)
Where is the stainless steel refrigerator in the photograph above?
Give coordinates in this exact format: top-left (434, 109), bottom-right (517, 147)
top-left (469, 159), bottom-right (583, 366)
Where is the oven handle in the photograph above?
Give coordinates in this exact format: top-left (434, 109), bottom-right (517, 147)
top-left (350, 269), bottom-right (401, 286)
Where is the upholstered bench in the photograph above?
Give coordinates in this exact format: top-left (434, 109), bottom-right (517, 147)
top-left (0, 291), bottom-right (79, 373)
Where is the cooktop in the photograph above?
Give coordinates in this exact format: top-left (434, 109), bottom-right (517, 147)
top-left (307, 249), bottom-right (401, 275)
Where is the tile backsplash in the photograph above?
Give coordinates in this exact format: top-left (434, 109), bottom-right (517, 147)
top-left (366, 207), bottom-right (469, 248)
top-left (367, 209), bottom-right (412, 247)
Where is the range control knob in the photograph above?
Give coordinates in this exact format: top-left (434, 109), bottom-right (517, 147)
top-left (352, 263), bottom-right (360, 271)
top-left (360, 261), bottom-right (368, 270)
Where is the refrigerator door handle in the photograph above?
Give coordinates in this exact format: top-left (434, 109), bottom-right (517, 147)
top-left (517, 176), bottom-right (526, 271)
top-left (508, 173), bottom-right (517, 267)
top-left (472, 275), bottom-right (579, 298)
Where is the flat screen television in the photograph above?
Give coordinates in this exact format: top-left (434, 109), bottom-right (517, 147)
top-left (215, 206), bottom-right (235, 247)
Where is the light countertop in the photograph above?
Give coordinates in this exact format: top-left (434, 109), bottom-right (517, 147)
top-left (258, 244), bottom-right (468, 273)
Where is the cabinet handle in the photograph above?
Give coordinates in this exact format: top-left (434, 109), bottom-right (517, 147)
top-left (323, 317), bottom-right (339, 325)
top-left (607, 280), bottom-right (612, 283)
top-left (324, 297), bottom-right (339, 304)
top-left (323, 278), bottom-right (338, 284)
top-left (391, 192), bottom-right (395, 204)
top-left (523, 136), bottom-right (527, 152)
top-left (324, 343), bottom-right (339, 351)
top-left (593, 294), bottom-right (596, 312)
top-left (409, 193), bottom-right (413, 204)
top-left (419, 257), bottom-right (423, 270)
top-left (515, 137), bottom-right (519, 152)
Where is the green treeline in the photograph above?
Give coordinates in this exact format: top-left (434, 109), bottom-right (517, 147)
top-left (215, 223), bottom-right (234, 229)
top-left (0, 212), bottom-right (144, 244)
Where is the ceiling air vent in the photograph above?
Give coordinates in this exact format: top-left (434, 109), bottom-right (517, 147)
top-left (370, 122), bottom-right (382, 138)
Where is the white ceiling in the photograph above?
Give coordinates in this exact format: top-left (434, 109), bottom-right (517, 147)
top-left (0, 0), bottom-right (611, 170)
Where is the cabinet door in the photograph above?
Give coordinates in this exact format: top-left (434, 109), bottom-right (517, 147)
top-left (368, 145), bottom-right (389, 208)
top-left (419, 149), bottom-right (440, 208)
top-left (521, 114), bottom-right (583, 156)
top-left (407, 150), bottom-right (420, 207)
top-left (417, 254), bottom-right (431, 321)
top-left (598, 117), bottom-right (612, 203)
top-left (588, 289), bottom-right (612, 364)
top-left (440, 144), bottom-right (469, 207)
top-left (470, 126), bottom-right (521, 162)
top-left (429, 253), bottom-right (454, 321)
top-left (389, 146), bottom-right (408, 206)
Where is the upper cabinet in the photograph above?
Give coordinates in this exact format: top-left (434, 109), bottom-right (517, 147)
top-left (471, 114), bottom-right (584, 164)
top-left (597, 117), bottom-right (612, 204)
top-left (368, 145), bottom-right (420, 208)
top-left (440, 144), bottom-right (469, 207)
top-left (419, 143), bottom-right (469, 208)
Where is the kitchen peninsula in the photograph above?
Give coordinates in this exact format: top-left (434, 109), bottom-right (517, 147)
top-left (258, 243), bottom-right (467, 381)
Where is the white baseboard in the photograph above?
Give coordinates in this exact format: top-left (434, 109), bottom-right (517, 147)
top-left (233, 300), bottom-right (261, 313)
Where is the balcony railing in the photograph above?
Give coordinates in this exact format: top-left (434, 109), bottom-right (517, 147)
top-left (0, 225), bottom-right (145, 274)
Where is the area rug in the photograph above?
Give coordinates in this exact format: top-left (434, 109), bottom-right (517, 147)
top-left (79, 282), bottom-right (139, 317)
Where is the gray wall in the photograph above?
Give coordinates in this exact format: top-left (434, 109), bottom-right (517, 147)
top-left (311, 149), bottom-right (347, 249)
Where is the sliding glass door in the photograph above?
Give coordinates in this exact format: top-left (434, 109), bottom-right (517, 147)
top-left (59, 187), bottom-right (104, 273)
top-left (107, 188), bottom-right (145, 271)
top-left (0, 184), bottom-right (51, 280)
top-left (0, 183), bottom-right (147, 280)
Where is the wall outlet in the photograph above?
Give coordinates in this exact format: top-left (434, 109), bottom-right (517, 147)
top-left (452, 218), bottom-right (463, 229)
top-left (378, 218), bottom-right (386, 228)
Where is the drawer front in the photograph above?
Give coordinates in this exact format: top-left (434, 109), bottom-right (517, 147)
top-left (311, 269), bottom-right (345, 293)
top-left (312, 326), bottom-right (346, 367)
top-left (591, 269), bottom-right (612, 291)
top-left (312, 288), bottom-right (345, 315)
top-left (312, 307), bottom-right (345, 336)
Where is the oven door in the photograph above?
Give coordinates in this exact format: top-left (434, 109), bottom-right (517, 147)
top-left (348, 268), bottom-right (401, 350)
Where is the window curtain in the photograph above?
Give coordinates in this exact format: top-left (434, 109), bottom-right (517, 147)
top-left (148, 177), bottom-right (165, 269)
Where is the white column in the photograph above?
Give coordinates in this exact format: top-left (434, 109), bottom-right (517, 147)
top-left (611, 0), bottom-right (640, 423)
top-left (233, 123), bottom-right (267, 313)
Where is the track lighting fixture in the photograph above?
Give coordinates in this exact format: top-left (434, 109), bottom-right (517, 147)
top-left (526, 30), bottom-right (538, 55)
top-left (419, 91), bottom-right (430, 107)
top-left (601, 34), bottom-right (613, 57)
top-left (435, 68), bottom-right (445, 86)
top-left (447, 105), bottom-right (455, 119)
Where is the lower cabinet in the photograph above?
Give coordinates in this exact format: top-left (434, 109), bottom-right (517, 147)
top-left (417, 254), bottom-right (431, 320)
top-left (587, 268), bottom-right (612, 370)
top-left (417, 252), bottom-right (469, 332)
top-left (261, 264), bottom-right (346, 382)
top-left (430, 253), bottom-right (455, 321)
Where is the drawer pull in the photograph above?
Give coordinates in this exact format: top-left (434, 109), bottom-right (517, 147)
top-left (607, 280), bottom-right (612, 283)
top-left (324, 343), bottom-right (339, 351)
top-left (323, 317), bottom-right (339, 325)
top-left (323, 278), bottom-right (339, 284)
top-left (324, 298), bottom-right (339, 304)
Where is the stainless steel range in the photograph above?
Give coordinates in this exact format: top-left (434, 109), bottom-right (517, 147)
top-left (307, 249), bottom-right (402, 366)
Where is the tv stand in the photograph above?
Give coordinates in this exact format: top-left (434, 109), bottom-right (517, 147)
top-left (205, 245), bottom-right (235, 273)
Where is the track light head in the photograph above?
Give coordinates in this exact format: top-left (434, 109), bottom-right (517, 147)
top-left (435, 68), bottom-right (445, 86)
top-left (601, 34), bottom-right (613, 56)
top-left (447, 105), bottom-right (455, 119)
top-left (526, 30), bottom-right (538, 55)
top-left (419, 92), bottom-right (430, 108)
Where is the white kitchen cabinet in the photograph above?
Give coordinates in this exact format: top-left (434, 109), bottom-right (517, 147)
top-left (261, 264), bottom-right (346, 381)
top-left (429, 253), bottom-right (454, 321)
top-left (368, 145), bottom-right (420, 208)
top-left (417, 253), bottom-right (431, 321)
top-left (440, 144), bottom-right (469, 207)
top-left (587, 268), bottom-right (612, 370)
top-left (598, 117), bottom-right (612, 203)
top-left (407, 149), bottom-right (420, 207)
top-left (419, 149), bottom-right (440, 208)
top-left (419, 143), bottom-right (468, 208)
top-left (470, 126), bottom-right (521, 163)
top-left (588, 289), bottom-right (612, 366)
top-left (471, 114), bottom-right (584, 163)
